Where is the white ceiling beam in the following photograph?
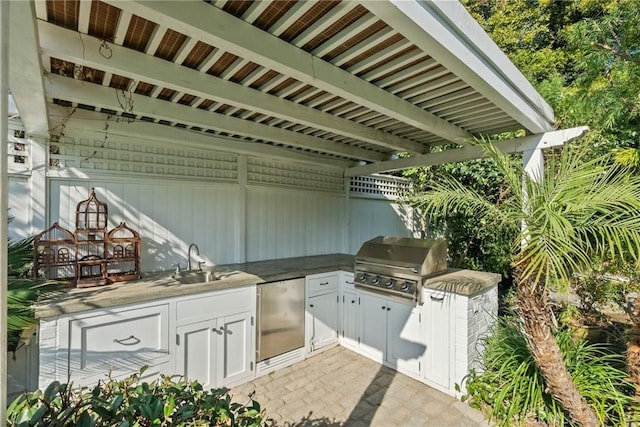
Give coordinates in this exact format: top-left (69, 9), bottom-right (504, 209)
top-left (46, 106), bottom-right (354, 169)
top-left (219, 58), bottom-right (248, 80)
top-left (312, 15), bottom-right (378, 58)
top-left (401, 75), bottom-right (460, 100)
top-left (369, 59), bottom-right (436, 88)
top-left (113, 11), bottom-right (132, 45)
top-left (240, 65), bottom-right (265, 86)
top-left (145, 24), bottom-right (166, 55)
top-left (242, 1), bottom-right (271, 23)
top-left (173, 37), bottom-right (199, 65)
top-left (345, 127), bottom-right (589, 177)
top-left (213, 0), bottom-right (228, 9)
top-left (361, 0), bottom-right (555, 133)
top-left (270, 1), bottom-right (315, 36)
top-left (410, 79), bottom-right (466, 104)
top-left (346, 39), bottom-right (414, 75)
top-left (197, 47), bottom-right (225, 73)
top-left (332, 27), bottom-right (394, 67)
top-left (34, 0), bottom-right (47, 20)
top-left (9, 0), bottom-right (49, 136)
top-left (44, 21), bottom-right (436, 153)
top-left (388, 67), bottom-right (450, 95)
top-left (102, 0), bottom-right (472, 144)
top-left (102, 72), bottom-right (113, 87)
top-left (77, 0), bottom-right (92, 34)
top-left (292, 2), bottom-right (359, 48)
top-left (45, 74), bottom-right (386, 162)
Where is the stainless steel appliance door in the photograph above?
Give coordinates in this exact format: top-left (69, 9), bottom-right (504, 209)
top-left (256, 278), bottom-right (305, 362)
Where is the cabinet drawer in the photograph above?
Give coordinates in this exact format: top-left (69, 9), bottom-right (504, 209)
top-left (69, 304), bottom-right (169, 378)
top-left (176, 286), bottom-right (254, 324)
top-left (307, 273), bottom-right (338, 295)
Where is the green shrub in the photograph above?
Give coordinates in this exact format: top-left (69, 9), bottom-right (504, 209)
top-left (464, 316), bottom-right (634, 426)
top-left (7, 367), bottom-right (271, 426)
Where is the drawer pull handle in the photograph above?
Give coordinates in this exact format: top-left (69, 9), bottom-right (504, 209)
top-left (345, 281), bottom-right (354, 285)
top-left (320, 282), bottom-right (329, 286)
top-left (113, 335), bottom-right (140, 345)
top-left (430, 295), bottom-right (445, 302)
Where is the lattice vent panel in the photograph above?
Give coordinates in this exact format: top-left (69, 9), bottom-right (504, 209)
top-left (247, 157), bottom-right (344, 192)
top-left (350, 175), bottom-right (410, 200)
top-left (49, 137), bottom-right (238, 182)
top-left (8, 122), bottom-right (30, 172)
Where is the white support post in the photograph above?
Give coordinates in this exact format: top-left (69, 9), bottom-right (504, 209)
top-left (1, 0), bottom-right (10, 422)
top-left (237, 154), bottom-right (247, 263)
top-left (523, 148), bottom-right (544, 182)
top-left (30, 136), bottom-right (48, 234)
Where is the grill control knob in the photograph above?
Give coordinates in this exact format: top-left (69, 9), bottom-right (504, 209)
top-left (372, 276), bottom-right (381, 285)
top-left (384, 279), bottom-right (394, 288)
top-left (357, 273), bottom-right (367, 282)
top-left (401, 281), bottom-right (411, 291)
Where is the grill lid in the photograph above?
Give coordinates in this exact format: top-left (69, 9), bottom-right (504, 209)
top-left (355, 236), bottom-right (448, 277)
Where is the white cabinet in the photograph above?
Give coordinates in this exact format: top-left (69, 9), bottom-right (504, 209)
top-left (306, 272), bottom-right (339, 353)
top-left (66, 303), bottom-right (170, 387)
top-left (357, 291), bottom-right (424, 377)
top-left (341, 289), bottom-right (359, 350)
top-left (175, 286), bottom-right (255, 388)
top-left (175, 310), bottom-right (253, 389)
top-left (422, 289), bottom-right (452, 390)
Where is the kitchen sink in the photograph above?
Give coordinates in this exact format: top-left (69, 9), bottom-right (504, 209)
top-left (171, 270), bottom-right (217, 284)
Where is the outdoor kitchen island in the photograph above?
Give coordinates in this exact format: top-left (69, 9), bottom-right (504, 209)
top-left (35, 253), bottom-right (499, 398)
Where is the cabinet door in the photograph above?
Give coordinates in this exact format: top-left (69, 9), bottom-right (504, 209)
top-left (176, 321), bottom-right (216, 389)
top-left (308, 292), bottom-right (338, 351)
top-left (358, 293), bottom-right (388, 363)
top-left (422, 290), bottom-right (452, 389)
top-left (386, 300), bottom-right (423, 377)
top-left (218, 311), bottom-right (254, 387)
top-left (341, 290), bottom-right (359, 349)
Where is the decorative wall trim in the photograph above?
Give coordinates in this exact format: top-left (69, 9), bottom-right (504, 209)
top-left (349, 175), bottom-right (410, 200)
top-left (247, 156), bottom-right (344, 193)
top-left (7, 120), bottom-right (30, 172)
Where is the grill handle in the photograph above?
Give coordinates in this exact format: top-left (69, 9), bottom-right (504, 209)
top-left (356, 261), bottom-right (420, 274)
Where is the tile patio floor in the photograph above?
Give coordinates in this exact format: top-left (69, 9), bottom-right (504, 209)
top-left (231, 346), bottom-right (491, 426)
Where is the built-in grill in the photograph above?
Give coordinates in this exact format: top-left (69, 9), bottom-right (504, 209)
top-left (354, 236), bottom-right (448, 304)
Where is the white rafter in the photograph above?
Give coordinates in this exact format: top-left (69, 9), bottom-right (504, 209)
top-left (173, 37), bottom-right (199, 65)
top-left (78, 0), bottom-right (91, 34)
top-left (220, 58), bottom-right (248, 80)
top-left (346, 127), bottom-right (589, 177)
top-left (312, 14), bottom-right (378, 58)
top-left (45, 74), bottom-right (386, 162)
top-left (292, 2), bottom-right (358, 48)
top-left (101, 0), bottom-right (472, 144)
top-left (34, 0), bottom-right (47, 20)
top-left (198, 48), bottom-right (225, 73)
top-left (242, 1), bottom-right (271, 23)
top-left (240, 65), bottom-right (265, 86)
top-left (401, 75), bottom-right (460, 100)
top-left (346, 39), bottom-right (415, 75)
top-left (332, 27), bottom-right (394, 67)
top-left (270, 2), bottom-right (316, 37)
top-left (145, 25), bottom-right (166, 55)
top-left (113, 11), bottom-right (132, 45)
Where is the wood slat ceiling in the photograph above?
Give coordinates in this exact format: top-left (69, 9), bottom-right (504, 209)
top-left (40, 0), bottom-right (526, 164)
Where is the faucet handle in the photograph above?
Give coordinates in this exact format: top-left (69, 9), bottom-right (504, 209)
top-left (197, 261), bottom-right (206, 271)
top-left (171, 263), bottom-right (181, 274)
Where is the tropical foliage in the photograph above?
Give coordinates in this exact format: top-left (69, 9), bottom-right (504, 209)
top-left (465, 316), bottom-right (634, 426)
top-left (411, 143), bottom-right (640, 426)
top-left (7, 367), bottom-right (270, 427)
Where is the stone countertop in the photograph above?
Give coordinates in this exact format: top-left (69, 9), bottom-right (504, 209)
top-left (36, 255), bottom-right (501, 318)
top-left (36, 254), bottom-right (355, 318)
top-left (423, 268), bottom-right (501, 296)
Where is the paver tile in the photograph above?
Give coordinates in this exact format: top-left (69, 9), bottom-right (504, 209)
top-left (232, 346), bottom-right (489, 426)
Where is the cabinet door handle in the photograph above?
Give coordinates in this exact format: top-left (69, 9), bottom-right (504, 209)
top-left (320, 282), bottom-right (329, 286)
top-left (430, 295), bottom-right (445, 302)
top-left (351, 300), bottom-right (355, 303)
top-left (309, 304), bottom-right (314, 308)
top-left (381, 306), bottom-right (386, 310)
top-left (113, 335), bottom-right (140, 345)
top-left (345, 281), bottom-right (354, 285)
top-left (387, 307), bottom-right (391, 311)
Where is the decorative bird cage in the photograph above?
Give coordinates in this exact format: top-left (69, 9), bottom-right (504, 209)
top-left (106, 222), bottom-right (141, 282)
top-left (75, 188), bottom-right (108, 288)
top-left (33, 222), bottom-right (76, 283)
top-left (34, 188), bottom-right (142, 288)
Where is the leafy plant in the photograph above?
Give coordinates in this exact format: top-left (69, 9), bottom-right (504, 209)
top-left (7, 236), bottom-right (60, 351)
top-left (465, 316), bottom-right (635, 426)
top-left (413, 142), bottom-right (640, 426)
top-left (7, 367), bottom-right (271, 426)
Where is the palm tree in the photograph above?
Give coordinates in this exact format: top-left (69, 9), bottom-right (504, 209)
top-left (412, 143), bottom-right (640, 426)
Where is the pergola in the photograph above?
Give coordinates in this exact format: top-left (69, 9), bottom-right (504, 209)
top-left (1, 0), bottom-right (587, 416)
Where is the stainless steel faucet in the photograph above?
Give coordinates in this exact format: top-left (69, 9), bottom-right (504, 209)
top-left (187, 243), bottom-right (202, 271)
